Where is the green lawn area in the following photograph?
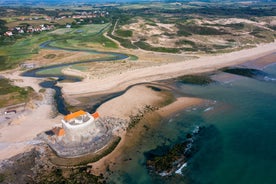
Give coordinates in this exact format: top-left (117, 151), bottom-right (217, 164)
top-left (36, 66), bottom-right (65, 76)
top-left (49, 23), bottom-right (117, 49)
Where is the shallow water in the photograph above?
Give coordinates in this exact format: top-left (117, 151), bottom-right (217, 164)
top-left (107, 63), bottom-right (276, 184)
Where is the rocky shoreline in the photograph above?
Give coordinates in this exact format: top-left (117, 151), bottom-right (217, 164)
top-left (0, 144), bottom-right (107, 184)
top-left (146, 126), bottom-right (203, 176)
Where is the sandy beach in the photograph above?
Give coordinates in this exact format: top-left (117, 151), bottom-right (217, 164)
top-left (0, 99), bottom-right (61, 160)
top-left (60, 41), bottom-right (276, 96)
top-left (0, 41), bottom-right (275, 164)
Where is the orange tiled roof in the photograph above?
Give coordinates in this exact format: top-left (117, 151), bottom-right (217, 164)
top-left (52, 127), bottom-right (65, 136)
top-left (57, 128), bottom-right (65, 136)
top-left (64, 110), bottom-right (86, 121)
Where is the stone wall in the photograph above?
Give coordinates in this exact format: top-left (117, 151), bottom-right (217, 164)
top-left (40, 117), bottom-right (128, 158)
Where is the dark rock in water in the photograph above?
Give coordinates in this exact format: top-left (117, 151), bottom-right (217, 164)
top-left (186, 133), bottom-right (192, 139)
top-left (147, 85), bottom-right (162, 92)
top-left (181, 125), bottom-right (223, 183)
top-left (145, 126), bottom-right (203, 176)
top-left (177, 75), bottom-right (215, 85)
top-left (221, 67), bottom-right (273, 81)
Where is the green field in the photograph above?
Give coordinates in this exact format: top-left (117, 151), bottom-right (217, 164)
top-left (0, 78), bottom-right (33, 107)
top-left (48, 23), bottom-right (117, 49)
top-left (0, 33), bottom-right (47, 70)
top-left (36, 66), bottom-right (65, 76)
top-left (0, 23), bottom-right (118, 71)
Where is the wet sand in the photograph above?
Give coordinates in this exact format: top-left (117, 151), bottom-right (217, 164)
top-left (241, 53), bottom-right (276, 69)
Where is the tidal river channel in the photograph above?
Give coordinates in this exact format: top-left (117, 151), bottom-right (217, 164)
top-left (22, 40), bottom-right (128, 115)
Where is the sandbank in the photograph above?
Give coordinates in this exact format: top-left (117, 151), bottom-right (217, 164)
top-left (97, 85), bottom-right (164, 120)
top-left (157, 97), bottom-right (204, 117)
top-left (90, 85), bottom-right (205, 175)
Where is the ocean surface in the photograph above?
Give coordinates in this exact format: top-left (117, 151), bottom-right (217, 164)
top-left (107, 60), bottom-right (276, 184)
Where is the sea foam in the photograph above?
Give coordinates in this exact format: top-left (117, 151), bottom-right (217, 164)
top-left (175, 162), bottom-right (187, 175)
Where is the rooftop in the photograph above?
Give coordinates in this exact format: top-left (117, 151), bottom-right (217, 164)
top-left (64, 110), bottom-right (87, 121)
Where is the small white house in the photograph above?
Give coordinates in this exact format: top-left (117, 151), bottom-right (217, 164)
top-left (4, 31), bottom-right (13, 36)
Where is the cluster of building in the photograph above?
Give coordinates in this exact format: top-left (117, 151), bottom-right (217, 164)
top-left (2, 10), bottom-right (109, 37)
top-left (72, 10), bottom-right (109, 19)
top-left (13, 11), bottom-right (108, 22)
top-left (17, 16), bottom-right (51, 21)
top-left (4, 24), bottom-right (55, 37)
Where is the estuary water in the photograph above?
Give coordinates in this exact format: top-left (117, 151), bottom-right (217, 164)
top-left (108, 61), bottom-right (276, 184)
top-left (22, 40), bottom-right (129, 115)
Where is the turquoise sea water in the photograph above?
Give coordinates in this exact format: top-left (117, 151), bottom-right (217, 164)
top-left (108, 62), bottom-right (276, 184)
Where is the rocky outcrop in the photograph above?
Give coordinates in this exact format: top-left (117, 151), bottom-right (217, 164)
top-left (0, 145), bottom-right (104, 183)
top-left (146, 126), bottom-right (203, 176)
